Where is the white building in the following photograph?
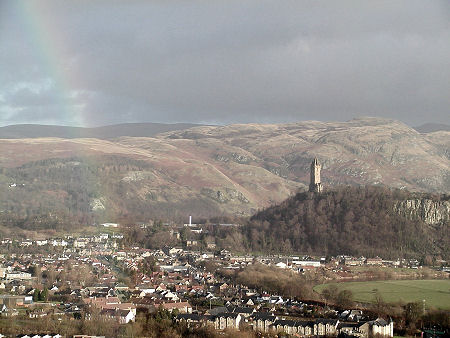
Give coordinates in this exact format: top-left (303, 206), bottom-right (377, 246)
top-left (292, 260), bottom-right (321, 267)
top-left (102, 223), bottom-right (118, 228)
top-left (6, 272), bottom-right (32, 280)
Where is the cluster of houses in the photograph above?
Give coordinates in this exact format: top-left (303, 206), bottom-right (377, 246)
top-left (0, 227), bottom-right (441, 337)
top-left (176, 307), bottom-right (341, 334)
top-left (338, 255), bottom-right (422, 269)
top-left (1, 233), bottom-right (123, 250)
top-left (174, 305), bottom-right (394, 336)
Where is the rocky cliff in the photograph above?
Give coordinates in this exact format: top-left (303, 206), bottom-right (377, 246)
top-left (394, 199), bottom-right (450, 225)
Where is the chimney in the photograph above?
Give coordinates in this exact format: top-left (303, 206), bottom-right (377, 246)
top-left (189, 216), bottom-right (192, 226)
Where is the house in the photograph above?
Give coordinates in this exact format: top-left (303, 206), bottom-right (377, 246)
top-left (175, 313), bottom-right (204, 327)
top-left (206, 306), bottom-right (228, 316)
top-left (358, 318), bottom-right (394, 337)
top-left (366, 257), bottom-right (383, 265)
top-left (185, 240), bottom-right (198, 247)
top-left (338, 318), bottom-right (393, 337)
top-left (175, 284), bottom-right (188, 293)
top-left (131, 296), bottom-right (156, 310)
top-left (178, 311), bottom-right (242, 330)
top-left (338, 322), bottom-right (364, 337)
top-left (28, 308), bottom-right (48, 318)
top-left (206, 241), bottom-right (216, 249)
top-left (269, 319), bottom-right (339, 336)
top-left (162, 247), bottom-right (183, 256)
top-left (344, 258), bottom-right (361, 266)
top-left (293, 260), bottom-right (321, 268)
top-left (0, 305), bottom-right (18, 317)
top-left (218, 283), bottom-right (229, 292)
top-left (136, 285), bottom-right (156, 295)
top-left (74, 238), bottom-right (88, 248)
top-left (83, 296), bottom-right (121, 308)
top-left (101, 223), bottom-right (118, 228)
top-left (5, 272), bottom-right (32, 280)
top-left (340, 309), bottom-right (363, 322)
top-left (275, 262), bottom-right (288, 269)
top-left (250, 312), bottom-right (278, 332)
top-left (51, 239), bottom-right (68, 247)
top-left (20, 240), bottom-right (33, 247)
top-left (227, 306), bottom-right (254, 317)
top-left (214, 313), bottom-right (241, 330)
top-left (269, 296), bottom-right (284, 305)
top-left (159, 301), bottom-right (192, 314)
top-left (270, 320), bottom-right (314, 336)
top-left (155, 283), bottom-right (167, 292)
top-left (189, 285), bottom-right (204, 293)
top-left (315, 319), bottom-right (340, 336)
top-left (100, 308), bottom-right (135, 324)
top-left (0, 295), bottom-right (28, 307)
top-left (245, 298), bottom-right (254, 306)
top-left (161, 291), bottom-right (179, 301)
top-left (114, 283), bottom-right (129, 291)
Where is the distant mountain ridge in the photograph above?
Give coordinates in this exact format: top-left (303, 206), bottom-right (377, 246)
top-left (3, 120), bottom-right (449, 137)
top-left (414, 123), bottom-right (450, 133)
top-left (0, 122), bottom-right (205, 139)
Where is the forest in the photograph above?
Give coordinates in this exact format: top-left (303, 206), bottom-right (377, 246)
top-left (242, 186), bottom-right (449, 258)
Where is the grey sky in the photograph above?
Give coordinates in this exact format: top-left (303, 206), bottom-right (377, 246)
top-left (0, 0), bottom-right (449, 127)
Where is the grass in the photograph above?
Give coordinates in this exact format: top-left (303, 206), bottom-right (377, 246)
top-left (314, 279), bottom-right (450, 310)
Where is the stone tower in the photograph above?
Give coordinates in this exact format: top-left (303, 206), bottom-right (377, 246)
top-left (309, 158), bottom-right (323, 193)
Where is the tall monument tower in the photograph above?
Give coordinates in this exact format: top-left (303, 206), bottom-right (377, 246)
top-left (309, 158), bottom-right (323, 193)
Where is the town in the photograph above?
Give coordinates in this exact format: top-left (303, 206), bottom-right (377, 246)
top-left (0, 220), bottom-right (447, 338)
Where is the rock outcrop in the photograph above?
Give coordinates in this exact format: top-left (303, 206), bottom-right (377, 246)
top-left (394, 199), bottom-right (450, 225)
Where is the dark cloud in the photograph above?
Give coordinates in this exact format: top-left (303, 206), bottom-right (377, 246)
top-left (0, 0), bottom-right (449, 127)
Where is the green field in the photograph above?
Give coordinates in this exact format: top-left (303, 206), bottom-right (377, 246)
top-left (314, 279), bottom-right (450, 310)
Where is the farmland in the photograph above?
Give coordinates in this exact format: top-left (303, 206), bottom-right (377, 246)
top-left (314, 279), bottom-right (450, 310)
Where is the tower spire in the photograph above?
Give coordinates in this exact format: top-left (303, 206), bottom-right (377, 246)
top-left (309, 158), bottom-right (323, 193)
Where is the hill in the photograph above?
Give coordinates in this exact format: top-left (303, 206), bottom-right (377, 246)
top-left (243, 186), bottom-right (449, 258)
top-left (0, 118), bottom-right (448, 227)
top-left (0, 122), bottom-right (203, 139)
top-left (414, 123), bottom-right (450, 133)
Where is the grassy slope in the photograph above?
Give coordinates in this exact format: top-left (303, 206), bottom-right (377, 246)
top-left (314, 279), bottom-right (450, 310)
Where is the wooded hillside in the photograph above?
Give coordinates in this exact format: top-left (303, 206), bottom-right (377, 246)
top-left (243, 186), bottom-right (449, 259)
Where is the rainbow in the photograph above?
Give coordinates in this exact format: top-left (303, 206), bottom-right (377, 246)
top-left (15, 1), bottom-right (87, 128)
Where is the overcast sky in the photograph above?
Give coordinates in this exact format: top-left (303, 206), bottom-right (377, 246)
top-left (0, 0), bottom-right (449, 127)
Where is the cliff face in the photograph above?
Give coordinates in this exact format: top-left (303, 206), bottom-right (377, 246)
top-left (394, 199), bottom-right (450, 225)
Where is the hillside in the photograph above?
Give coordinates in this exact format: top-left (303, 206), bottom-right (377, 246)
top-left (244, 186), bottom-right (449, 259)
top-left (0, 118), bottom-right (449, 227)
